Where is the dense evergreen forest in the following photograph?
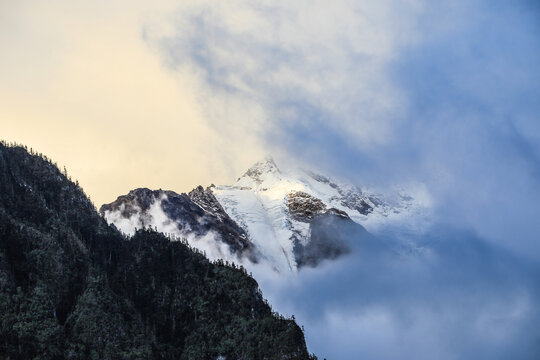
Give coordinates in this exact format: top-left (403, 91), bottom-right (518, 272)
top-left (0, 142), bottom-right (316, 360)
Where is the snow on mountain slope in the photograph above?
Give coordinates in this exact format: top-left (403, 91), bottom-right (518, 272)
top-left (211, 157), bottom-right (431, 272)
top-left (100, 187), bottom-right (256, 262)
top-left (100, 157), bottom-right (432, 273)
top-left (211, 181), bottom-right (303, 272)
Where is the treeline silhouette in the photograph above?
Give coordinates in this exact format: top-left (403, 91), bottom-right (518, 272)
top-left (0, 141), bottom-right (316, 359)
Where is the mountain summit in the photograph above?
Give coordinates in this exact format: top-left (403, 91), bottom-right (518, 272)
top-left (240, 156), bottom-right (281, 183)
top-left (101, 158), bottom-right (430, 272)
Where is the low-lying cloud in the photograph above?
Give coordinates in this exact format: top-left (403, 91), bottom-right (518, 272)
top-left (140, 0), bottom-right (540, 358)
top-left (103, 194), bottom-right (241, 262)
top-left (253, 224), bottom-right (540, 359)
top-left (148, 0), bottom-right (540, 258)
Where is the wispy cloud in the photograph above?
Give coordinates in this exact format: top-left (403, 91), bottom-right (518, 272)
top-left (147, 0), bottom-right (540, 358)
top-left (150, 0), bottom-right (418, 145)
top-left (149, 0), bottom-right (540, 257)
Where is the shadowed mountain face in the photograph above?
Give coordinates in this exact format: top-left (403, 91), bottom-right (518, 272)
top-left (294, 209), bottom-right (378, 268)
top-left (100, 186), bottom-right (256, 261)
top-left (0, 143), bottom-right (315, 360)
top-left (102, 158), bottom-right (426, 273)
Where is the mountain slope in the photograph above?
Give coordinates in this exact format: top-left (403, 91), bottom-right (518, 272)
top-left (0, 142), bottom-right (315, 359)
top-left (100, 187), bottom-right (257, 262)
top-left (212, 158), bottom-right (389, 271)
top-left (102, 157), bottom-right (429, 273)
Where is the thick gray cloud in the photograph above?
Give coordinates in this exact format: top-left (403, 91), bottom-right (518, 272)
top-left (147, 0), bottom-right (540, 358)
top-left (149, 0), bottom-right (540, 256)
top-left (255, 226), bottom-right (540, 359)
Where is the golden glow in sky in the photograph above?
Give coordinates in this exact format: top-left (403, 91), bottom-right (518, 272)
top-left (0, 0), bottom-right (265, 206)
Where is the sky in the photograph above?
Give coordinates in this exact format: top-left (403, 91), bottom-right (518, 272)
top-left (2, 0), bottom-right (540, 358)
top-left (0, 0), bottom-right (268, 207)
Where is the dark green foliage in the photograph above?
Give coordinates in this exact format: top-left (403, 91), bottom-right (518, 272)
top-left (0, 142), bottom-right (316, 360)
top-left (65, 270), bottom-right (152, 359)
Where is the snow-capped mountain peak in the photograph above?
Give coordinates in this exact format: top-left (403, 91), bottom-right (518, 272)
top-left (101, 158), bottom-right (431, 273)
top-left (238, 156), bottom-right (281, 184)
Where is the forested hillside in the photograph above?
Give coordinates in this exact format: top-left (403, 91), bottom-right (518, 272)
top-left (0, 142), bottom-right (315, 360)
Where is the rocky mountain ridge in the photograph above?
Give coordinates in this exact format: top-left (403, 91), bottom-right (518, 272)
top-left (101, 157), bottom-right (430, 272)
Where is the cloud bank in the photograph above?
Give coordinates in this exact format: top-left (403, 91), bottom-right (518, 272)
top-left (252, 225), bottom-right (540, 359)
top-left (149, 0), bottom-right (540, 257)
top-left (145, 0), bottom-right (540, 358)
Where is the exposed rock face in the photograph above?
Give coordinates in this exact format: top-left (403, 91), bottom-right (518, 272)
top-left (187, 185), bottom-right (255, 258)
top-left (100, 187), bottom-right (254, 260)
top-left (285, 191), bottom-right (357, 267)
top-left (287, 191), bottom-right (327, 222)
top-left (306, 171), bottom-right (375, 215)
top-left (295, 211), bottom-right (351, 268)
